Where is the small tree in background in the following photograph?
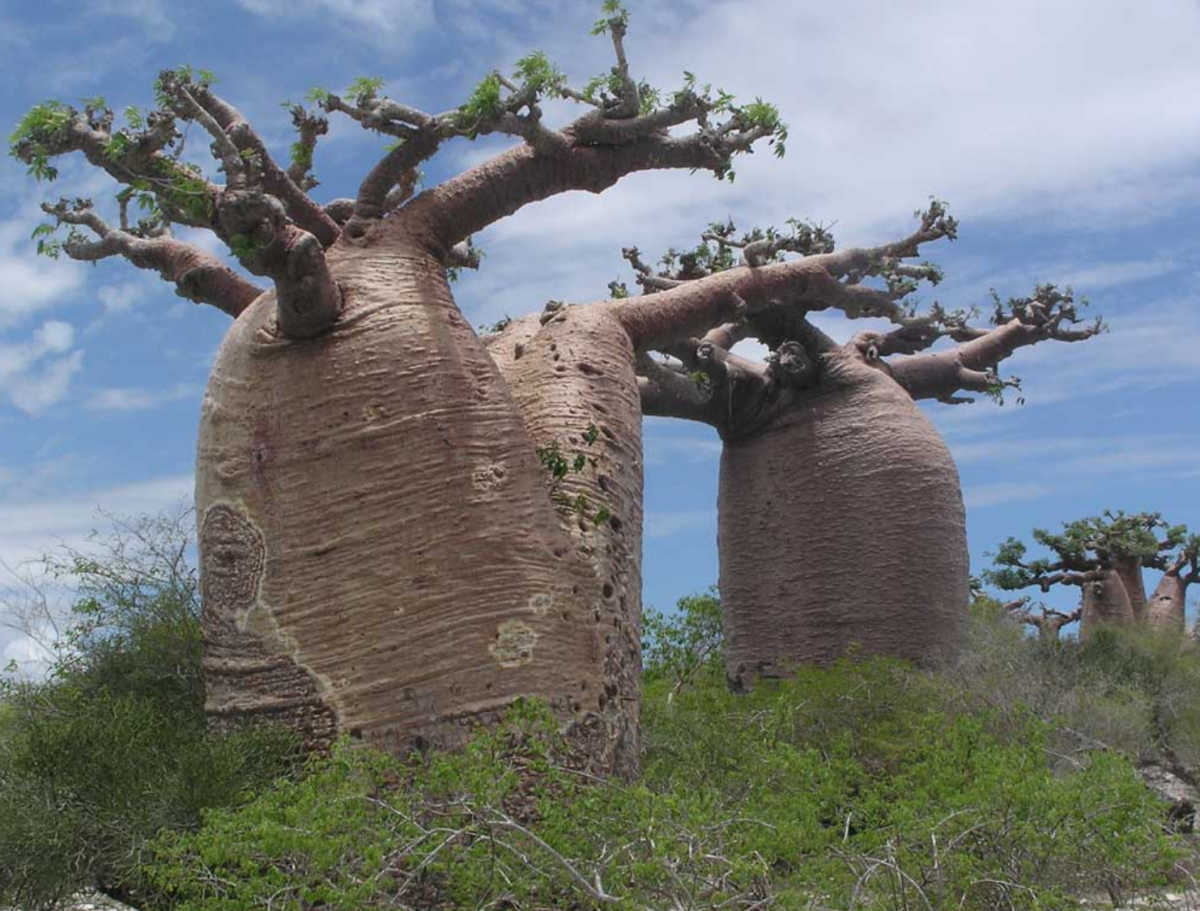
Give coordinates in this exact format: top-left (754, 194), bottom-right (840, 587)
top-left (986, 511), bottom-right (1199, 640)
top-left (0, 510), bottom-right (297, 910)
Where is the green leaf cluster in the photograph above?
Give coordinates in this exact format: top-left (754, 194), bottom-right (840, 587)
top-left (513, 50), bottom-right (566, 97)
top-left (591, 0), bottom-right (629, 35)
top-left (535, 423), bottom-right (610, 524)
top-left (345, 75), bottom-right (385, 106)
top-left (8, 100), bottom-right (72, 181)
top-left (456, 73), bottom-right (505, 135)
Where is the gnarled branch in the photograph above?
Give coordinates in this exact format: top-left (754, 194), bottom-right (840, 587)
top-left (42, 198), bottom-right (262, 318)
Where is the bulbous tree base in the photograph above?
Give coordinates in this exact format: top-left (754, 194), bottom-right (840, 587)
top-left (197, 237), bottom-right (637, 773)
top-left (718, 363), bottom-right (969, 686)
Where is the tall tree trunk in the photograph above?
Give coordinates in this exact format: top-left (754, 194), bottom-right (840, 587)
top-left (718, 358), bottom-right (969, 687)
top-left (196, 228), bottom-right (637, 772)
top-left (1144, 572), bottom-right (1187, 635)
top-left (1079, 570), bottom-right (1135, 641)
top-left (1112, 554), bottom-right (1148, 620)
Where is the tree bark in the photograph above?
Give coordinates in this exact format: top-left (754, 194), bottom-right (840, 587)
top-left (196, 224), bottom-right (637, 773)
top-left (485, 305), bottom-right (646, 774)
top-left (718, 353), bottom-right (969, 687)
top-left (1144, 572), bottom-right (1187, 635)
top-left (1112, 554), bottom-right (1148, 620)
top-left (1078, 570), bottom-right (1135, 641)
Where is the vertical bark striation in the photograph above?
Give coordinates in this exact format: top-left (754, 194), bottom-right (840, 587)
top-left (197, 225), bottom-right (632, 770)
top-left (719, 355), bottom-right (969, 685)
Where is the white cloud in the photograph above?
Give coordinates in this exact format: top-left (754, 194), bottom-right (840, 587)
top-left (965, 482), bottom-right (1056, 509)
top-left (0, 474), bottom-right (194, 570)
top-left (456, 0), bottom-right (1200, 331)
top-left (1053, 258), bottom-right (1181, 292)
top-left (87, 382), bottom-right (199, 412)
top-left (89, 0), bottom-right (177, 37)
top-left (643, 419), bottom-right (722, 467)
top-left (0, 216), bottom-right (84, 330)
top-left (0, 321), bottom-right (83, 415)
top-left (96, 281), bottom-right (152, 316)
top-left (234, 0), bottom-right (435, 41)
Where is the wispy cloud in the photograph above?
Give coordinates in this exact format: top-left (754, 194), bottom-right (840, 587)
top-left (643, 421), bottom-right (723, 467)
top-left (233, 0), bottom-right (435, 43)
top-left (0, 321), bottom-right (83, 415)
top-left (87, 382), bottom-right (199, 412)
top-left (965, 482), bottom-right (1056, 509)
top-left (0, 474), bottom-right (194, 569)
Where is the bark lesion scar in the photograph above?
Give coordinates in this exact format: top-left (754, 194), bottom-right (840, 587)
top-left (200, 503), bottom-right (266, 633)
top-left (472, 461), bottom-right (508, 491)
top-left (489, 619), bottom-right (538, 668)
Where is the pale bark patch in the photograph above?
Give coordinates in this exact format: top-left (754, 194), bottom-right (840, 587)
top-left (490, 619), bottom-right (538, 668)
top-left (471, 461), bottom-right (509, 491)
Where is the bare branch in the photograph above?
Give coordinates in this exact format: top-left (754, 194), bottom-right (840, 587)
top-left (162, 73), bottom-right (341, 247)
top-left (888, 286), bottom-right (1103, 402)
top-left (11, 101), bottom-right (220, 229)
top-left (636, 354), bottom-right (718, 425)
top-left (43, 198), bottom-right (261, 318)
top-left (285, 104), bottom-right (328, 191)
top-left (215, 193), bottom-right (341, 337)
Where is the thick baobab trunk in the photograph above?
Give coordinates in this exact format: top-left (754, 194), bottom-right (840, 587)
top-left (196, 227), bottom-right (635, 772)
top-left (485, 304), bottom-right (645, 772)
top-left (1113, 554), bottom-right (1148, 620)
top-left (1078, 570), bottom-right (1135, 641)
top-left (1144, 572), bottom-right (1187, 634)
top-left (719, 357), bottom-right (969, 687)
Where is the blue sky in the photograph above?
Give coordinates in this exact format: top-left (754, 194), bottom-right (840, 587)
top-left (2, 0), bottom-right (1199, 666)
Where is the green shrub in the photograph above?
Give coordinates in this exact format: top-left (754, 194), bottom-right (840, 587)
top-left (0, 511), bottom-right (298, 910)
top-left (952, 600), bottom-right (1200, 769)
top-left (144, 663), bottom-right (1185, 910)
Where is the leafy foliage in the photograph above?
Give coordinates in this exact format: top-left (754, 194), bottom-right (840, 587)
top-left (985, 510), bottom-right (1192, 590)
top-left (345, 75), bottom-right (386, 106)
top-left (456, 73), bottom-right (505, 135)
top-left (513, 50), bottom-right (567, 97)
top-left (535, 423), bottom-right (611, 524)
top-left (8, 100), bottom-right (72, 181)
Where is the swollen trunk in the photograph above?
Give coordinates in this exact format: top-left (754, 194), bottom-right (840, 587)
top-left (1079, 570), bottom-right (1135, 640)
top-left (718, 361), bottom-right (969, 686)
top-left (196, 230), bottom-right (636, 772)
top-left (1112, 555), bottom-right (1148, 620)
top-left (1144, 572), bottom-right (1187, 635)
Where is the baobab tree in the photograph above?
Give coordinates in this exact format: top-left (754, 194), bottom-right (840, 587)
top-left (986, 512), bottom-right (1199, 640)
top-left (624, 221), bottom-right (1103, 685)
top-left (1002, 597), bottom-right (1081, 642)
top-left (15, 4), bottom-right (983, 770)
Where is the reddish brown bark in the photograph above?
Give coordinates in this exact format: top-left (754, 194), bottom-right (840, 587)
top-left (1079, 570), bottom-right (1136, 641)
top-left (197, 225), bottom-right (637, 770)
top-left (1112, 554), bottom-right (1149, 619)
top-left (717, 352), bottom-right (969, 684)
top-left (1144, 572), bottom-right (1189, 634)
